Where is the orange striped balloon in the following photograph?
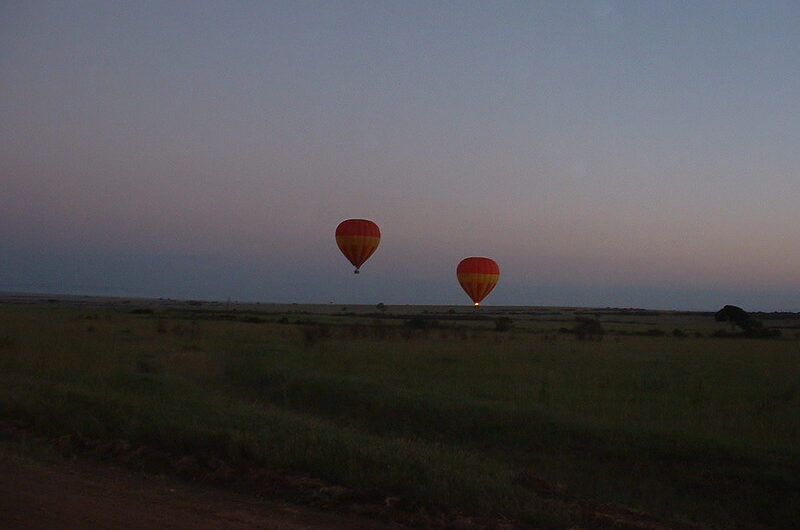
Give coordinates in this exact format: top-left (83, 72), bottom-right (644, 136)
top-left (456, 257), bottom-right (499, 306)
top-left (335, 219), bottom-right (381, 274)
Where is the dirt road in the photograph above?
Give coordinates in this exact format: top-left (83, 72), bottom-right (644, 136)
top-left (0, 452), bottom-right (402, 530)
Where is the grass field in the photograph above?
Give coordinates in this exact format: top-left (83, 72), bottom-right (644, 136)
top-left (1, 296), bottom-right (799, 528)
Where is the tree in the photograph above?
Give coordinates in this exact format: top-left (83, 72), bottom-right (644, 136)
top-left (714, 305), bottom-right (761, 332)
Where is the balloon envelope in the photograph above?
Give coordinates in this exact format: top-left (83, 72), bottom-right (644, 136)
top-left (456, 257), bottom-right (499, 306)
top-left (335, 219), bottom-right (381, 273)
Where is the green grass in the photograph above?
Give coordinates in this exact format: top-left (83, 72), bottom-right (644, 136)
top-left (1, 303), bottom-right (799, 528)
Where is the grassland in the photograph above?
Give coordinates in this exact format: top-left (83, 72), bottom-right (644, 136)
top-left (1, 296), bottom-right (799, 528)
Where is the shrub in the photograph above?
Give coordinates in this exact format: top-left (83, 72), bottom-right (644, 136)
top-left (405, 317), bottom-right (437, 330)
top-left (136, 359), bottom-right (160, 374)
top-left (573, 318), bottom-right (604, 341)
top-left (495, 317), bottom-right (513, 332)
top-left (240, 316), bottom-right (266, 324)
top-left (171, 322), bottom-right (200, 337)
top-left (744, 327), bottom-right (782, 339)
top-left (303, 324), bottom-right (332, 346)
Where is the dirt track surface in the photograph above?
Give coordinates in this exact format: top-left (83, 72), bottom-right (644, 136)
top-left (0, 452), bottom-right (402, 530)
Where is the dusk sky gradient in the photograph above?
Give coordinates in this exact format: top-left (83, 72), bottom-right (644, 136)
top-left (3, 1), bottom-right (800, 309)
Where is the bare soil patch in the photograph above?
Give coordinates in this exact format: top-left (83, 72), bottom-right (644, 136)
top-left (0, 449), bottom-right (401, 530)
top-left (0, 421), bottom-right (704, 530)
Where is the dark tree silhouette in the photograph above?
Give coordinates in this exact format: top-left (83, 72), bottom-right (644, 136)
top-left (714, 305), bottom-right (761, 332)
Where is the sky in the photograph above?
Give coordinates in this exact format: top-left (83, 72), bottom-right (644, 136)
top-left (2, 1), bottom-right (800, 310)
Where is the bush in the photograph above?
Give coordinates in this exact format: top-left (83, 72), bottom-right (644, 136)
top-left (710, 328), bottom-right (781, 339)
top-left (744, 327), bottom-right (782, 339)
top-left (405, 317), bottom-right (438, 330)
top-left (573, 318), bottom-right (604, 341)
top-left (495, 317), bottom-right (513, 332)
top-left (303, 324), bottom-right (332, 346)
top-left (136, 359), bottom-right (160, 374)
top-left (171, 321), bottom-right (200, 337)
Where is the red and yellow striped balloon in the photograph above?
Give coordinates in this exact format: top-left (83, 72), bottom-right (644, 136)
top-left (335, 219), bottom-right (381, 274)
top-left (456, 257), bottom-right (499, 306)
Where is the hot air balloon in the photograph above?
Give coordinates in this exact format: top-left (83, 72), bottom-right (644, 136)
top-left (335, 219), bottom-right (381, 273)
top-left (456, 257), bottom-right (499, 306)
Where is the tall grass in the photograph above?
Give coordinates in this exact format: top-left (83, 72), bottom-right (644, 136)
top-left (1, 304), bottom-right (799, 528)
